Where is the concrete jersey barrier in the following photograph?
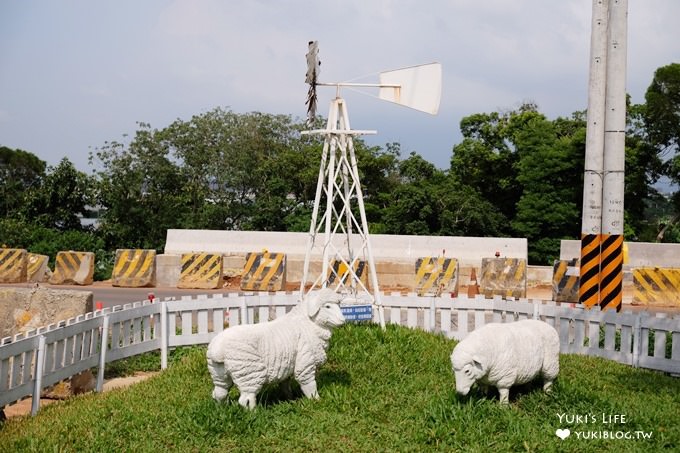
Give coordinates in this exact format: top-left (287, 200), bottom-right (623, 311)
top-left (112, 249), bottom-right (156, 287)
top-left (0, 248), bottom-right (27, 283)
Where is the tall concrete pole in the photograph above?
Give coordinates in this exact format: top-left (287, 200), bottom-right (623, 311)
top-left (580, 0), bottom-right (609, 308)
top-left (600, 0), bottom-right (627, 311)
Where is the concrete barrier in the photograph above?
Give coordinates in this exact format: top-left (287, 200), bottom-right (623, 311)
top-left (328, 259), bottom-right (367, 288)
top-left (480, 257), bottom-right (527, 299)
top-left (178, 253), bottom-right (223, 289)
top-left (27, 253), bottom-right (51, 283)
top-left (49, 251), bottom-right (94, 285)
top-left (112, 249), bottom-right (156, 287)
top-left (415, 257), bottom-right (458, 296)
top-left (633, 267), bottom-right (680, 307)
top-left (0, 287), bottom-right (93, 339)
top-left (0, 248), bottom-right (27, 283)
top-left (156, 254), bottom-right (181, 287)
top-left (241, 252), bottom-right (286, 291)
top-left (561, 240), bottom-right (678, 269)
top-left (552, 259), bottom-right (579, 303)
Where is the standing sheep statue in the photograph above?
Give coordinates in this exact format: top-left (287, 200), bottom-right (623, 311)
top-left (206, 289), bottom-right (345, 409)
top-left (450, 319), bottom-right (560, 405)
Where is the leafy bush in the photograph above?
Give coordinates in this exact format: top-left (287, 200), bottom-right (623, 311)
top-left (0, 218), bottom-right (111, 280)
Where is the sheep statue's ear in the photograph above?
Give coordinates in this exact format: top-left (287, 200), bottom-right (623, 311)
top-left (472, 355), bottom-right (485, 372)
top-left (307, 288), bottom-right (341, 317)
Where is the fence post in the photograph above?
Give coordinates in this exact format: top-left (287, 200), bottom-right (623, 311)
top-left (161, 302), bottom-right (168, 370)
top-left (31, 335), bottom-right (46, 416)
top-left (632, 314), bottom-right (642, 368)
top-left (533, 300), bottom-right (540, 320)
top-left (96, 315), bottom-right (110, 392)
top-left (241, 296), bottom-right (249, 325)
top-left (429, 297), bottom-right (436, 332)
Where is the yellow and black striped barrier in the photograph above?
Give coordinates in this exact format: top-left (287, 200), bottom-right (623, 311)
top-left (27, 253), bottom-right (50, 283)
top-left (178, 253), bottom-right (223, 289)
top-left (50, 251), bottom-right (95, 285)
top-left (112, 249), bottom-right (156, 287)
top-left (415, 257), bottom-right (458, 296)
top-left (599, 234), bottom-right (624, 311)
top-left (633, 267), bottom-right (680, 307)
top-left (327, 259), bottom-right (366, 287)
top-left (480, 257), bottom-right (527, 299)
top-left (0, 248), bottom-right (27, 283)
top-left (552, 258), bottom-right (579, 303)
top-left (241, 252), bottom-right (286, 291)
top-left (579, 233), bottom-right (601, 308)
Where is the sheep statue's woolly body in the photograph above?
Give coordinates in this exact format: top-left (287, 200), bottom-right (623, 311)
top-left (206, 289), bottom-right (345, 409)
top-left (450, 319), bottom-right (560, 404)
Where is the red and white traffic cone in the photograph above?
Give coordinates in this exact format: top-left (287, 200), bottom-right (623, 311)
top-left (467, 268), bottom-right (480, 297)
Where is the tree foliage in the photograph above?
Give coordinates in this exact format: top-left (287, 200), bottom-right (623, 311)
top-left (21, 158), bottom-right (93, 231)
top-left (0, 146), bottom-right (46, 217)
top-left (3, 62), bottom-right (679, 266)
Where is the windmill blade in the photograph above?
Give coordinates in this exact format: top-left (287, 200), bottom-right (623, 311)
top-left (378, 63), bottom-right (441, 115)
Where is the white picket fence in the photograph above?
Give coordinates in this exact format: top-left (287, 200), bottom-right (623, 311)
top-left (1, 292), bottom-right (679, 416)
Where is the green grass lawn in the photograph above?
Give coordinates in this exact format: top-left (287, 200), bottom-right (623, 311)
top-left (1, 324), bottom-right (679, 452)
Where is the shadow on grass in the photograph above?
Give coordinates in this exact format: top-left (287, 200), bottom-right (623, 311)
top-left (456, 378), bottom-right (549, 405)
top-left (256, 369), bottom-right (352, 408)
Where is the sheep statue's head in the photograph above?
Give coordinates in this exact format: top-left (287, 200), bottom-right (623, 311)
top-left (451, 349), bottom-right (486, 396)
top-left (306, 288), bottom-right (346, 328)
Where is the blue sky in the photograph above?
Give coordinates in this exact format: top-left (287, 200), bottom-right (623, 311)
top-left (1, 0), bottom-right (679, 172)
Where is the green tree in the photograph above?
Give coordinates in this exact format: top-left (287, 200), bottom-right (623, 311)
top-left (21, 157), bottom-right (93, 231)
top-left (626, 101), bottom-right (664, 240)
top-left (91, 124), bottom-right (185, 250)
top-left (450, 111), bottom-right (522, 224)
top-left (510, 113), bottom-right (584, 263)
top-left (0, 146), bottom-right (46, 217)
top-left (380, 152), bottom-right (505, 236)
top-left (644, 63), bottom-right (680, 152)
top-left (159, 108), bottom-right (322, 232)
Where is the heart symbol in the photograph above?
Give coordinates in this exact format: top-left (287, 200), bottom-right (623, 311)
top-left (555, 428), bottom-right (570, 440)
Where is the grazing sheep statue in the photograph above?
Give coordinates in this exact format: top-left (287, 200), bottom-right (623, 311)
top-left (206, 289), bottom-right (345, 409)
top-left (450, 319), bottom-right (560, 405)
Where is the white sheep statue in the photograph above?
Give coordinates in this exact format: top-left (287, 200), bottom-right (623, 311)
top-left (206, 289), bottom-right (345, 409)
top-left (450, 319), bottom-right (560, 405)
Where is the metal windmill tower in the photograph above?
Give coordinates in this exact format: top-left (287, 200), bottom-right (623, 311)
top-left (299, 41), bottom-right (441, 328)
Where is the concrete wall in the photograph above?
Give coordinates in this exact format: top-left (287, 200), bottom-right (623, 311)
top-left (561, 240), bottom-right (680, 269)
top-left (165, 229), bottom-right (527, 268)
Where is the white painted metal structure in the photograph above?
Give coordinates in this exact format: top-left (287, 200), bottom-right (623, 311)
top-left (300, 96), bottom-right (385, 327)
top-left (300, 53), bottom-right (441, 329)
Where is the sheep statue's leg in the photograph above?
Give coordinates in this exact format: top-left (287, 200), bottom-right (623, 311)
top-left (543, 379), bottom-right (554, 393)
top-left (498, 387), bottom-right (510, 405)
top-left (207, 359), bottom-right (232, 402)
top-left (238, 391), bottom-right (258, 410)
top-left (299, 380), bottom-right (319, 399)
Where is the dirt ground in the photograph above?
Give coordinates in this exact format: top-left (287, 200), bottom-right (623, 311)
top-left (2, 372), bottom-right (158, 420)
